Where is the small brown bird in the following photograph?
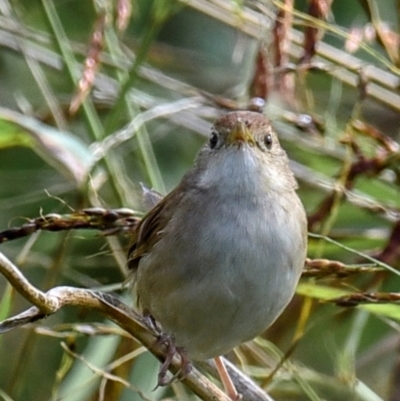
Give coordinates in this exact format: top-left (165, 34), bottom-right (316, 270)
top-left (128, 111), bottom-right (307, 400)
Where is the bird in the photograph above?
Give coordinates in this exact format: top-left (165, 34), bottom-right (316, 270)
top-left (127, 110), bottom-right (307, 400)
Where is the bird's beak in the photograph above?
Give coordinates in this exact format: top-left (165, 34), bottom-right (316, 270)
top-left (226, 120), bottom-right (255, 146)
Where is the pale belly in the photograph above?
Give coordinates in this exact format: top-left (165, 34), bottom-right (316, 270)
top-left (136, 188), bottom-right (306, 360)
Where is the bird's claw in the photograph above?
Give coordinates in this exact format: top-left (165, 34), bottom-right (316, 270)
top-left (143, 310), bottom-right (161, 334)
top-left (155, 334), bottom-right (192, 388)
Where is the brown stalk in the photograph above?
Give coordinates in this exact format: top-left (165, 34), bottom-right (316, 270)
top-left (70, 14), bottom-right (106, 115)
top-left (300, 0), bottom-right (333, 64)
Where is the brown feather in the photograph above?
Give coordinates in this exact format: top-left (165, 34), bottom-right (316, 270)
top-left (127, 186), bottom-right (182, 271)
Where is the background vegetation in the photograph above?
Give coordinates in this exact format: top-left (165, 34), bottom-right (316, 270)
top-left (0, 0), bottom-right (399, 400)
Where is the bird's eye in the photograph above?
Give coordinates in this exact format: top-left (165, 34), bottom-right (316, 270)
top-left (264, 134), bottom-right (273, 149)
top-left (209, 131), bottom-right (218, 149)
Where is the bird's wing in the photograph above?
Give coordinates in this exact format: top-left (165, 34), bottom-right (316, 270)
top-left (127, 187), bottom-right (181, 272)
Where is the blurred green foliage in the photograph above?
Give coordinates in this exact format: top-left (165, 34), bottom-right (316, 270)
top-left (0, 0), bottom-right (399, 400)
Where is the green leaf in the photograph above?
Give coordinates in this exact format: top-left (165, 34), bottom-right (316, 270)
top-left (0, 107), bottom-right (94, 187)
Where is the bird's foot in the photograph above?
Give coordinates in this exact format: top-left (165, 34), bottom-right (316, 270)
top-left (214, 356), bottom-right (242, 401)
top-left (155, 334), bottom-right (192, 387)
top-left (142, 310), bottom-right (161, 334)
top-left (142, 312), bottom-right (192, 388)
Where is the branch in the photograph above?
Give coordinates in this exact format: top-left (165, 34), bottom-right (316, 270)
top-left (332, 292), bottom-right (400, 307)
top-left (0, 208), bottom-right (139, 243)
top-left (303, 257), bottom-right (384, 278)
top-left (0, 251), bottom-right (272, 401)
